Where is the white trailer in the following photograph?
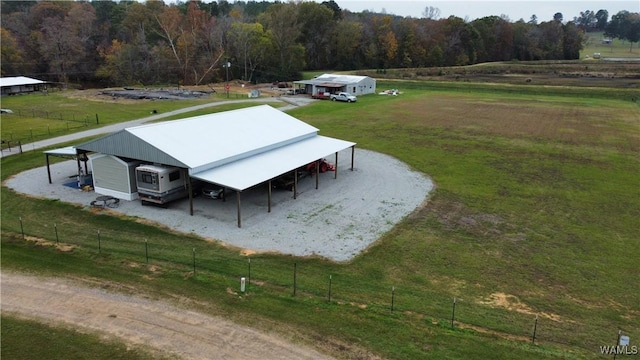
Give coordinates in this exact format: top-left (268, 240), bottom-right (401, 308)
top-left (135, 164), bottom-right (190, 206)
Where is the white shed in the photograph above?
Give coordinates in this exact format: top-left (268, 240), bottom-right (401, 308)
top-left (89, 154), bottom-right (141, 200)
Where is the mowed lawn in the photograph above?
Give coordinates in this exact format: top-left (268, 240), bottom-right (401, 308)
top-left (2, 82), bottom-right (639, 359)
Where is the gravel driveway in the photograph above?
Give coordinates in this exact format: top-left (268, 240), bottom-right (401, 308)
top-left (5, 148), bottom-right (433, 262)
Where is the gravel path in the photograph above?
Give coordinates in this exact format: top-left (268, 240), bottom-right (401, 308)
top-left (1, 272), bottom-right (334, 360)
top-left (5, 148), bottom-right (433, 261)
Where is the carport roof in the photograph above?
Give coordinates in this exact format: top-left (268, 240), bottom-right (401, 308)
top-left (0, 76), bottom-right (46, 87)
top-left (191, 135), bottom-right (355, 191)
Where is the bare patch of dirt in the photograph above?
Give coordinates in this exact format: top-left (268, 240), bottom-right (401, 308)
top-left (478, 292), bottom-right (562, 322)
top-left (63, 83), bottom-right (283, 104)
top-left (23, 234), bottom-right (76, 252)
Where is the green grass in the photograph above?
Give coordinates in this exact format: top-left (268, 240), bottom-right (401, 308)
top-left (2, 80), bottom-right (639, 359)
top-left (581, 31), bottom-right (640, 58)
top-left (0, 316), bottom-right (164, 360)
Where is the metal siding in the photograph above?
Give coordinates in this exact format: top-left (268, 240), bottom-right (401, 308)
top-left (91, 155), bottom-right (129, 193)
top-left (78, 131), bottom-right (186, 167)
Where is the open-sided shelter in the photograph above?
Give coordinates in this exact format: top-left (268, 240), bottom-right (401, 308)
top-left (0, 76), bottom-right (47, 96)
top-left (74, 105), bottom-right (356, 227)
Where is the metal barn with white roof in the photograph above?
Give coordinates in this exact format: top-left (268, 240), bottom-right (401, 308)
top-left (0, 76), bottom-right (47, 96)
top-left (294, 74), bottom-right (376, 97)
top-left (75, 105), bottom-right (356, 227)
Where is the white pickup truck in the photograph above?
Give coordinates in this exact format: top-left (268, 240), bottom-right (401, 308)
top-left (330, 92), bottom-right (357, 103)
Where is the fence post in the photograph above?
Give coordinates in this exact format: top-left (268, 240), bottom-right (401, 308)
top-left (451, 297), bottom-right (456, 328)
top-left (391, 286), bottom-right (395, 311)
top-left (54, 223), bottom-right (59, 244)
top-left (247, 257), bottom-right (251, 290)
top-left (328, 275), bottom-right (332, 303)
top-left (19, 217), bottom-right (24, 239)
top-left (97, 230), bottom-right (101, 254)
top-left (95, 114), bottom-right (99, 124)
top-left (293, 262), bottom-right (297, 296)
top-left (192, 248), bottom-right (196, 276)
top-left (532, 315), bottom-right (538, 344)
top-left (145, 239), bottom-right (149, 263)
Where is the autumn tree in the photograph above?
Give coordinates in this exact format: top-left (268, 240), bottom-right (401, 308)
top-left (0, 28), bottom-right (26, 75)
top-left (562, 22), bottom-right (583, 59)
top-left (297, 2), bottom-right (335, 70)
top-left (228, 22), bottom-right (268, 82)
top-left (330, 20), bottom-right (363, 70)
top-left (441, 16), bottom-right (479, 65)
top-left (258, 2), bottom-right (304, 80)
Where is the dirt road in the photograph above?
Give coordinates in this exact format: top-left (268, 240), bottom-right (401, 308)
top-left (1, 272), bottom-right (333, 360)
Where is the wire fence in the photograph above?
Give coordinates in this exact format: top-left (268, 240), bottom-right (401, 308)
top-left (1, 108), bottom-right (100, 148)
top-left (8, 215), bottom-right (634, 357)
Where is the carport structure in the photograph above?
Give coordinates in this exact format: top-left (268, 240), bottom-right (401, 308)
top-left (44, 146), bottom-right (90, 185)
top-left (75, 105), bottom-right (355, 227)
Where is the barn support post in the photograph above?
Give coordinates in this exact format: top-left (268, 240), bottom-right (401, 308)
top-left (187, 175), bottom-right (194, 216)
top-left (293, 169), bottom-right (298, 199)
top-left (76, 157), bottom-right (82, 177)
top-left (350, 146), bottom-right (355, 171)
top-left (236, 191), bottom-right (242, 228)
top-left (267, 181), bottom-right (272, 213)
top-left (83, 155), bottom-right (89, 175)
top-left (315, 159), bottom-right (319, 189)
top-left (46, 154), bottom-right (52, 184)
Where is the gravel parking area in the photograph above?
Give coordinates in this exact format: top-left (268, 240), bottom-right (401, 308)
top-left (5, 148), bottom-right (433, 262)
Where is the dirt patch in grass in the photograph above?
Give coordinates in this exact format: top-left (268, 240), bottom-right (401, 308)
top-left (478, 292), bottom-right (562, 322)
top-left (22, 234), bottom-right (76, 252)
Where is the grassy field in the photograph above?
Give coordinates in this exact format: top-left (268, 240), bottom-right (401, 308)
top-left (582, 31), bottom-right (640, 58)
top-left (1, 79), bottom-right (639, 359)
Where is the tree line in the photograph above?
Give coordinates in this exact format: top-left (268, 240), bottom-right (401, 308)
top-left (1, 1), bottom-right (639, 86)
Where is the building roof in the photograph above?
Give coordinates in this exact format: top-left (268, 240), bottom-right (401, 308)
top-left (0, 76), bottom-right (45, 87)
top-left (294, 73), bottom-right (373, 86)
top-left (192, 135), bottom-right (353, 191)
top-left (76, 105), bottom-right (356, 191)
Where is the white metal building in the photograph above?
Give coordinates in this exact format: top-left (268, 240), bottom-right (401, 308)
top-left (0, 76), bottom-right (47, 96)
top-left (294, 74), bottom-right (376, 96)
top-left (74, 105), bottom-right (356, 227)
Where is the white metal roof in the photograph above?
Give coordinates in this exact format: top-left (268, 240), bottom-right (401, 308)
top-left (44, 146), bottom-right (77, 156)
top-left (0, 76), bottom-right (45, 87)
top-left (314, 73), bottom-right (369, 83)
top-left (125, 105), bottom-right (319, 173)
top-left (191, 135), bottom-right (355, 191)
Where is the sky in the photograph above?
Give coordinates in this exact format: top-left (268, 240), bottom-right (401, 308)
top-left (331, 1), bottom-right (640, 22)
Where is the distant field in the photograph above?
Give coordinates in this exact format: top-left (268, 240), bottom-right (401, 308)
top-left (1, 79), bottom-right (639, 359)
top-left (582, 31), bottom-right (640, 59)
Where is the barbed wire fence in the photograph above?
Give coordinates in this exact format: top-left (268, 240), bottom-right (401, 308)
top-left (7, 215), bottom-right (634, 357)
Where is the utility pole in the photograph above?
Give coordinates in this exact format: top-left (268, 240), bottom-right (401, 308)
top-left (224, 61), bottom-right (231, 98)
